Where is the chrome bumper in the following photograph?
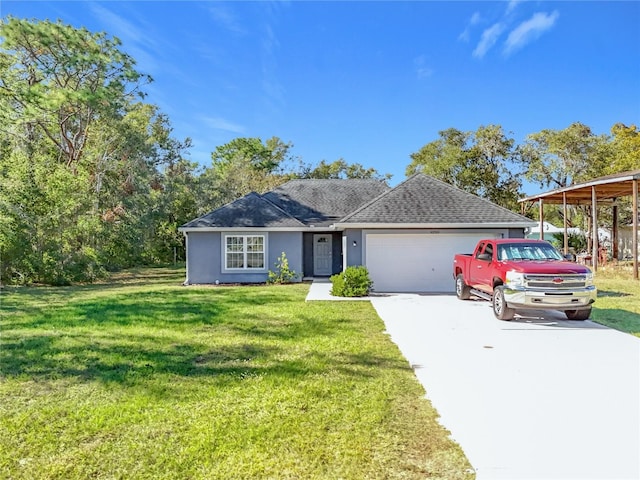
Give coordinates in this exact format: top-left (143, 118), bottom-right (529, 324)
top-left (503, 286), bottom-right (597, 310)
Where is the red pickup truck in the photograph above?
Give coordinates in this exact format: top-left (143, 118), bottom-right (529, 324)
top-left (453, 239), bottom-right (597, 321)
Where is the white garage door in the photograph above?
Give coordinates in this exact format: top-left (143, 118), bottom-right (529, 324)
top-left (365, 233), bottom-right (496, 293)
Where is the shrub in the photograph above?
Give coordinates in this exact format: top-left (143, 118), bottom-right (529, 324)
top-left (330, 266), bottom-right (373, 297)
top-left (267, 252), bottom-right (299, 284)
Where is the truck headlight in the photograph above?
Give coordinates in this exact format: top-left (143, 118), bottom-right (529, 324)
top-left (584, 272), bottom-right (594, 286)
top-left (505, 270), bottom-right (525, 288)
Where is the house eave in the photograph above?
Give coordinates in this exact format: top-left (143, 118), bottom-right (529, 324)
top-left (178, 226), bottom-right (336, 234)
top-left (333, 222), bottom-right (536, 229)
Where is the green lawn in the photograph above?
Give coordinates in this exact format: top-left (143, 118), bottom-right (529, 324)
top-left (592, 265), bottom-right (640, 337)
top-left (0, 267), bottom-right (473, 479)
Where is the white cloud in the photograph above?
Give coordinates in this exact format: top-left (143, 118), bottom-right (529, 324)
top-left (208, 4), bottom-right (246, 35)
top-left (504, 11), bottom-right (560, 55)
top-left (413, 55), bottom-right (434, 78)
top-left (473, 23), bottom-right (505, 59)
top-left (506, 0), bottom-right (522, 15)
top-left (459, 11), bottom-right (482, 42)
top-left (201, 116), bottom-right (246, 134)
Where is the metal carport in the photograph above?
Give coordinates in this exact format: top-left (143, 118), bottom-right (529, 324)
top-left (519, 169), bottom-right (640, 279)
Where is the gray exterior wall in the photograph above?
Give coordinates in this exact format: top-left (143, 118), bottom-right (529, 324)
top-left (185, 231), bottom-right (303, 284)
top-left (343, 229), bottom-right (363, 268)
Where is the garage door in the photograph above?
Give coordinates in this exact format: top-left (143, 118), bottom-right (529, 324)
top-left (365, 233), bottom-right (496, 293)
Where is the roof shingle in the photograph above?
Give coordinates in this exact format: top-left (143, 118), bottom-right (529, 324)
top-left (181, 192), bottom-right (304, 228)
top-left (339, 174), bottom-right (533, 225)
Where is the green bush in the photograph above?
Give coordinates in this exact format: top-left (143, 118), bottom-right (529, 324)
top-left (330, 266), bottom-right (373, 297)
top-left (267, 252), bottom-right (299, 284)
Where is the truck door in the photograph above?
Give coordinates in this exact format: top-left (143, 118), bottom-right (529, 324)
top-left (470, 242), bottom-right (494, 291)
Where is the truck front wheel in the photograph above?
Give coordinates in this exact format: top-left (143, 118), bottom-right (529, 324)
top-left (493, 285), bottom-right (515, 321)
top-left (455, 274), bottom-right (471, 300)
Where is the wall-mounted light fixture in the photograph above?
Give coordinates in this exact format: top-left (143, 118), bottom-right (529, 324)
top-left (352, 240), bottom-right (357, 247)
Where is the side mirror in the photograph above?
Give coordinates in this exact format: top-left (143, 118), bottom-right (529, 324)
top-left (477, 252), bottom-right (492, 262)
top-left (563, 253), bottom-right (575, 262)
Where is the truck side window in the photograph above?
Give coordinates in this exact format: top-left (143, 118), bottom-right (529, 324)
top-left (484, 244), bottom-right (493, 259)
top-left (475, 242), bottom-right (485, 259)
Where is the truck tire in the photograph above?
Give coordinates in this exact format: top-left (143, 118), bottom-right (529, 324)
top-left (493, 285), bottom-right (515, 321)
top-left (455, 274), bottom-right (471, 300)
top-left (565, 307), bottom-right (591, 321)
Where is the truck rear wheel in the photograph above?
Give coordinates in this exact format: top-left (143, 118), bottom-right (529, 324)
top-left (565, 307), bottom-right (591, 321)
top-left (493, 285), bottom-right (515, 321)
top-left (455, 274), bottom-right (471, 300)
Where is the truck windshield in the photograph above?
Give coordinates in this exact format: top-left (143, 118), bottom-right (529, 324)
top-left (497, 243), bottom-right (563, 261)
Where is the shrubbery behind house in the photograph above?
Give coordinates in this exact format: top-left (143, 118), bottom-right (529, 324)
top-left (330, 266), bottom-right (373, 297)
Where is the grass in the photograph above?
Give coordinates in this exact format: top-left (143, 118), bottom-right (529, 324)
top-left (0, 267), bottom-right (473, 479)
top-left (592, 264), bottom-right (640, 337)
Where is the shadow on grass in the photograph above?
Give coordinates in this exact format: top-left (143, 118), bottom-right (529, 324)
top-left (598, 290), bottom-right (632, 298)
top-left (591, 307), bottom-right (640, 337)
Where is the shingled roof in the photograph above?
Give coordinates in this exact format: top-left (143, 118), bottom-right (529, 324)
top-left (337, 174), bottom-right (534, 226)
top-left (181, 192), bottom-right (304, 228)
top-left (181, 179), bottom-right (390, 229)
top-left (263, 179), bottom-right (390, 227)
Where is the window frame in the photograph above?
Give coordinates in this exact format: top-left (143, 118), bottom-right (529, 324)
top-left (223, 233), bottom-right (267, 271)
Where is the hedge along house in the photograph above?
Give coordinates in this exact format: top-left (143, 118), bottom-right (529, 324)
top-left (179, 174), bottom-right (535, 293)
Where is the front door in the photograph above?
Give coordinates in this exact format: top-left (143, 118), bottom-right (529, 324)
top-left (313, 234), bottom-right (333, 276)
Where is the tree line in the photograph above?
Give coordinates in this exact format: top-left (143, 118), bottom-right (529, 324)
top-left (1, 18), bottom-right (638, 284)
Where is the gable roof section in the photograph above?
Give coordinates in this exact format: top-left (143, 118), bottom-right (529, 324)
top-left (263, 178), bottom-right (390, 227)
top-left (181, 192), bottom-right (304, 229)
top-left (337, 174), bottom-right (534, 227)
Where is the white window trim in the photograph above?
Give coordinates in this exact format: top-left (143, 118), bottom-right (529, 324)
top-left (222, 233), bottom-right (268, 272)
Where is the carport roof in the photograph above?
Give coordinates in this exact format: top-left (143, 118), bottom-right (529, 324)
top-left (519, 170), bottom-right (640, 205)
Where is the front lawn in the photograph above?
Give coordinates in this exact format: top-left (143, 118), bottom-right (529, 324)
top-left (0, 267), bottom-right (473, 479)
top-left (593, 266), bottom-right (640, 337)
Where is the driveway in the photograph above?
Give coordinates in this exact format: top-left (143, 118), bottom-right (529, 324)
top-left (371, 294), bottom-right (640, 480)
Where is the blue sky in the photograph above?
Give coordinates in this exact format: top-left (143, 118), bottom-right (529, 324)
top-left (3, 1), bottom-right (639, 193)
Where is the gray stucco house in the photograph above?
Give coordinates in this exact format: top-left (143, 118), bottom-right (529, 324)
top-left (179, 173), bottom-right (535, 293)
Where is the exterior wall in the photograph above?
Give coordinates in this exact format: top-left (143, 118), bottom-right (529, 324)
top-left (508, 228), bottom-right (526, 239)
top-left (343, 229), bottom-right (363, 267)
top-left (185, 231), bottom-right (303, 284)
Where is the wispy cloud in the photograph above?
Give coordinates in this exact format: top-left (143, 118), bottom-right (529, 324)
top-left (201, 116), bottom-right (246, 134)
top-left (506, 0), bottom-right (522, 15)
top-left (89, 3), bottom-right (162, 73)
top-left (504, 11), bottom-right (560, 56)
top-left (459, 11), bottom-right (482, 42)
top-left (208, 4), bottom-right (247, 35)
top-left (413, 55), bottom-right (434, 79)
top-left (473, 23), bottom-right (505, 59)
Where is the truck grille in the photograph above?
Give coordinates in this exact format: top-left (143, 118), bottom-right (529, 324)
top-left (524, 274), bottom-right (587, 289)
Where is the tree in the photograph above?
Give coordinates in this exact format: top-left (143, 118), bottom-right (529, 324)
top-left (0, 17), bottom-right (150, 169)
top-left (200, 137), bottom-right (295, 210)
top-left (297, 158), bottom-right (391, 181)
top-left (609, 123), bottom-right (640, 174)
top-left (518, 122), bottom-right (610, 190)
top-left (0, 18), bottom-right (191, 283)
top-left (406, 125), bottom-right (522, 210)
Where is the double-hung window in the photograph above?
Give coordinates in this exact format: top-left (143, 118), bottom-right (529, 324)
top-left (225, 235), bottom-right (265, 270)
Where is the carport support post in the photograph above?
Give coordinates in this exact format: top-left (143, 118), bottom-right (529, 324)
top-left (633, 179), bottom-right (638, 280)
top-left (592, 186), bottom-right (598, 271)
top-left (539, 199), bottom-right (544, 241)
top-left (563, 192), bottom-right (569, 255)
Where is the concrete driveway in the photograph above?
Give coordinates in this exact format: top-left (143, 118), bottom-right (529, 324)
top-left (371, 294), bottom-right (640, 480)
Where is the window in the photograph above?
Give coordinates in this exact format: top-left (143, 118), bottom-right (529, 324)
top-left (224, 235), bottom-right (265, 270)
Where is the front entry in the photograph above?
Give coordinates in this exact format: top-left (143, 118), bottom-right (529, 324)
top-left (313, 234), bottom-right (333, 276)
